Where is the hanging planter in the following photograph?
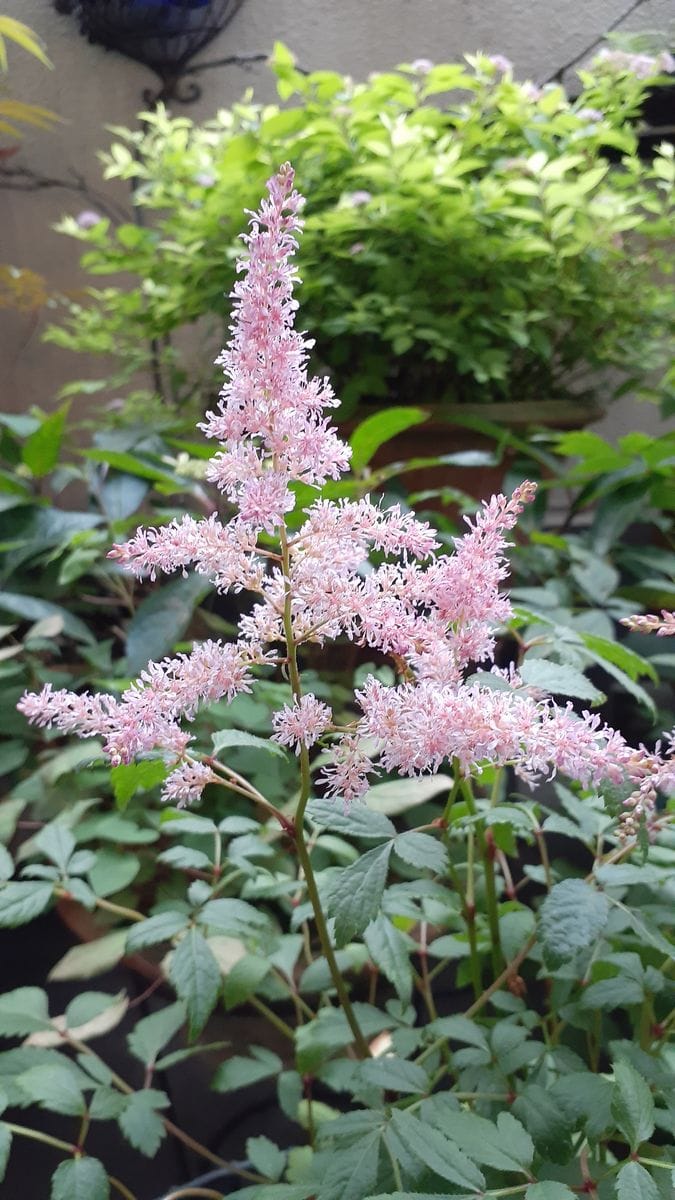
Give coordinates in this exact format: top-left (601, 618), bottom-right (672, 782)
top-left (53, 0), bottom-right (245, 101)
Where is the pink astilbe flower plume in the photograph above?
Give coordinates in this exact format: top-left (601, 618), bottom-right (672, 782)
top-left (18, 164), bottom-right (675, 827)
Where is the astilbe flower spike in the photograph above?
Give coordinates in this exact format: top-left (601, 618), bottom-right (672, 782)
top-left (18, 164), bottom-right (674, 833)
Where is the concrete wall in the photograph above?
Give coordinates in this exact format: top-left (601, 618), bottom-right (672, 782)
top-left (1, 0), bottom-right (672, 437)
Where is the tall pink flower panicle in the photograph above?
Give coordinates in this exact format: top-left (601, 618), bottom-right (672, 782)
top-left (18, 165), bottom-right (675, 830)
top-left (621, 610), bottom-right (675, 637)
top-left (200, 161), bottom-right (350, 530)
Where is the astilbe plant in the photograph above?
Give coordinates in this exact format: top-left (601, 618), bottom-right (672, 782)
top-left (7, 166), bottom-right (675, 1200)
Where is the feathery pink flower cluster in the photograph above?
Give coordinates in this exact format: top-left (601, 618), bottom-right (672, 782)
top-left (18, 164), bottom-right (674, 833)
top-left (621, 610), bottom-right (675, 637)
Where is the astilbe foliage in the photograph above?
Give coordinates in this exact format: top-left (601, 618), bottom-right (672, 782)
top-left (18, 164), bottom-right (675, 835)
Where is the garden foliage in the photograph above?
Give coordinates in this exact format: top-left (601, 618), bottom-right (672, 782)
top-left (0, 167), bottom-right (673, 1200)
top-left (46, 45), bottom-right (675, 419)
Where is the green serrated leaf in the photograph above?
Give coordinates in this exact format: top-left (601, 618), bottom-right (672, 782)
top-left (366, 774), bottom-right (453, 816)
top-left (18, 1062), bottom-right (85, 1115)
top-left (50, 1156), bottom-right (109, 1200)
top-left (539, 879), bottom-right (609, 967)
top-left (393, 831), bottom-right (447, 873)
top-left (223, 954), bottom-right (271, 1010)
top-left (126, 911), bottom-right (189, 952)
top-left (390, 1109), bottom-right (485, 1191)
top-left (198, 898), bottom-right (269, 939)
top-left (0, 881), bottom-right (53, 927)
top-left (520, 658), bottom-right (604, 703)
top-left (440, 1110), bottom-right (533, 1174)
top-left (611, 1058), bottom-right (655, 1150)
top-left (48, 930), bottom-right (127, 981)
top-left (323, 843), bottom-right (392, 944)
top-left (512, 1087), bottom-right (574, 1164)
top-left (364, 914), bottom-right (413, 1003)
top-left (317, 1130), bottom-right (382, 1200)
top-left (212, 728), bottom-right (287, 759)
top-left (110, 760), bottom-right (167, 808)
top-left (246, 1134), bottom-right (286, 1181)
top-left (307, 798), bottom-right (396, 841)
top-left (212, 1046), bottom-right (282, 1093)
top-left (0, 987), bottom-right (50, 1037)
top-left (127, 1002), bottom-right (186, 1067)
top-left (357, 1055), bottom-right (428, 1095)
top-left (615, 1161), bottom-right (659, 1200)
top-left (118, 1089), bottom-right (168, 1156)
top-left (87, 850), bottom-right (140, 898)
top-left (169, 927), bottom-right (220, 1039)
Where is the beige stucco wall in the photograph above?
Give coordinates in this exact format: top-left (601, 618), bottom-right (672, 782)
top-left (1, 0), bottom-right (673, 439)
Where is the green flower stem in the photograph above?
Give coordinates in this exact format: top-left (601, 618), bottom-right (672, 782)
top-left (465, 827), bottom-right (482, 1000)
top-left (4, 1122), bottom-right (75, 1155)
top-left (279, 523), bottom-right (370, 1060)
top-left (249, 995), bottom-right (295, 1041)
top-left (416, 930), bottom-right (538, 1066)
top-left (460, 778), bottom-right (503, 977)
top-left (638, 1157), bottom-right (675, 1170)
top-left (161, 1190), bottom-right (224, 1200)
top-left (109, 1177), bottom-right (139, 1200)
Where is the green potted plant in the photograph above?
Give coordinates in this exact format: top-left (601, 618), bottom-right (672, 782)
top-left (46, 44), bottom-right (674, 436)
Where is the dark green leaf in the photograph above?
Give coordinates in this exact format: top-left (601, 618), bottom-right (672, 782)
top-left (520, 658), bottom-right (604, 703)
top-left (389, 1109), bottom-right (485, 1191)
top-left (198, 898), bottom-right (269, 938)
top-left (611, 1058), bottom-right (655, 1149)
top-left (364, 914), bottom-right (413, 1003)
top-left (357, 1056), bottom-right (428, 1095)
top-left (157, 845), bottom-right (212, 871)
top-left (0, 882), bottom-right (53, 927)
top-left (50, 1156), bottom-right (109, 1200)
top-left (615, 1161), bottom-right (659, 1200)
top-left (349, 406), bottom-right (428, 471)
top-left (212, 729), bottom-right (287, 759)
top-left (307, 798), bottom-right (396, 841)
top-left (224, 955), bottom-right (271, 1010)
top-left (317, 1131), bottom-right (382, 1200)
top-left (440, 1110), bottom-right (533, 1173)
top-left (246, 1135), bottom-right (285, 1182)
top-left (211, 1046), bottom-right (282, 1093)
top-left (88, 850), bottom-right (140, 898)
top-left (126, 911), bottom-right (189, 952)
top-left (110, 760), bottom-right (167, 807)
top-left (0, 988), bottom-right (50, 1037)
top-left (551, 1072), bottom-right (614, 1139)
top-left (127, 1002), bottom-right (186, 1066)
top-left (512, 1087), bottom-right (574, 1163)
top-left (366, 775), bottom-right (453, 816)
top-left (323, 843), bottom-right (392, 944)
top-left (18, 1063), bottom-right (85, 1115)
top-left (22, 406), bottom-right (68, 478)
top-left (48, 931), bottom-right (127, 980)
top-left (539, 879), bottom-right (609, 967)
top-left (169, 927), bottom-right (221, 1039)
top-left (118, 1089), bottom-right (168, 1156)
top-left (0, 592), bottom-right (94, 644)
top-left (125, 573), bottom-right (210, 675)
top-left (393, 831), bottom-right (447, 873)
top-left (579, 633), bottom-right (656, 684)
